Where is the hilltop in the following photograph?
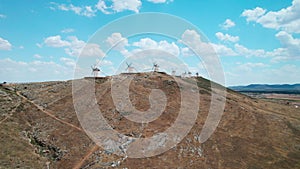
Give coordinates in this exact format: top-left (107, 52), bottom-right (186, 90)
top-left (0, 72), bottom-right (299, 169)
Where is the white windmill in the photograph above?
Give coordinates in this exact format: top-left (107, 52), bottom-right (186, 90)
top-left (171, 69), bottom-right (176, 76)
top-left (152, 62), bottom-right (159, 72)
top-left (181, 71), bottom-right (187, 78)
top-left (125, 62), bottom-right (135, 73)
top-left (91, 65), bottom-right (101, 77)
top-left (188, 71), bottom-right (192, 77)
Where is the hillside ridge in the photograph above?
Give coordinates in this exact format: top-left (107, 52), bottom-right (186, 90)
top-left (0, 72), bottom-right (299, 168)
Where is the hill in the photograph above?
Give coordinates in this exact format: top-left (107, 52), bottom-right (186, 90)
top-left (230, 84), bottom-right (300, 94)
top-left (0, 72), bottom-right (299, 168)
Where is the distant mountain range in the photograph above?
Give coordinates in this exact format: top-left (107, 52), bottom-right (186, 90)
top-left (229, 84), bottom-right (300, 94)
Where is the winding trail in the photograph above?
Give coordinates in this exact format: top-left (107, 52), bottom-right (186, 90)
top-left (15, 91), bottom-right (83, 132)
top-left (72, 145), bottom-right (99, 169)
top-left (15, 90), bottom-right (100, 169)
top-left (0, 116), bottom-right (9, 124)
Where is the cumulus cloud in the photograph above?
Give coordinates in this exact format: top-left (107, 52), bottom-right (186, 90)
top-left (0, 37), bottom-right (12, 50)
top-left (51, 3), bottom-right (97, 17)
top-left (234, 44), bottom-right (266, 57)
top-left (242, 0), bottom-right (300, 33)
top-left (0, 58), bottom-right (74, 82)
top-left (52, 0), bottom-right (172, 16)
top-left (275, 31), bottom-right (300, 58)
top-left (106, 33), bottom-right (130, 57)
top-left (65, 36), bottom-right (105, 57)
top-left (181, 29), bottom-right (236, 57)
top-left (237, 62), bottom-right (269, 72)
top-left (215, 32), bottom-right (239, 43)
top-left (106, 32), bottom-right (181, 58)
top-left (241, 7), bottom-right (266, 22)
top-left (95, 0), bottom-right (112, 14)
top-left (132, 38), bottom-right (180, 57)
top-left (112, 0), bottom-right (141, 13)
top-left (96, 0), bottom-right (141, 14)
top-left (227, 63), bottom-right (300, 85)
top-left (181, 47), bottom-right (195, 57)
top-left (210, 43), bottom-right (237, 56)
top-left (106, 32), bottom-right (128, 51)
top-left (181, 29), bottom-right (298, 61)
top-left (44, 35), bottom-right (71, 47)
top-left (60, 57), bottom-right (76, 68)
top-left (233, 43), bottom-right (294, 61)
top-left (220, 19), bottom-right (236, 30)
top-left (43, 35), bottom-right (105, 57)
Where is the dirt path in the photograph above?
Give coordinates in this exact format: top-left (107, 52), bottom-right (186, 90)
top-left (0, 116), bottom-right (9, 124)
top-left (15, 91), bottom-right (83, 132)
top-left (72, 145), bottom-right (99, 169)
top-left (15, 90), bottom-right (100, 168)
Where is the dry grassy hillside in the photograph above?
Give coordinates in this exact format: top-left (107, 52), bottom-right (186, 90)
top-left (0, 72), bottom-right (299, 169)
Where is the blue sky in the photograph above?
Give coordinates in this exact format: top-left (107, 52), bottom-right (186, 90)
top-left (0, 0), bottom-right (299, 86)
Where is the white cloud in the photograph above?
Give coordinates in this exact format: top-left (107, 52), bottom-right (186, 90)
top-left (0, 37), bottom-right (12, 50)
top-left (181, 47), bottom-right (195, 57)
top-left (34, 54), bottom-right (42, 59)
top-left (95, 0), bottom-right (112, 14)
top-left (222, 31), bottom-right (300, 60)
top-left (241, 7), bottom-right (266, 22)
top-left (60, 57), bottom-right (76, 67)
top-left (182, 29), bottom-right (298, 61)
top-left (242, 0), bottom-right (300, 33)
top-left (106, 33), bottom-right (128, 51)
top-left (233, 43), bottom-right (293, 61)
top-left (220, 19), bottom-right (236, 30)
top-left (132, 38), bottom-right (180, 57)
top-left (215, 32), bottom-right (239, 42)
top-left (0, 14), bottom-right (6, 19)
top-left (53, 0), bottom-right (171, 16)
top-left (106, 33), bottom-right (130, 57)
top-left (181, 29), bottom-right (237, 57)
top-left (43, 35), bottom-right (105, 57)
top-left (112, 0), bottom-right (141, 13)
top-left (52, 3), bottom-right (97, 17)
top-left (210, 43), bottom-right (237, 56)
top-left (234, 44), bottom-right (266, 57)
top-left (96, 59), bottom-right (113, 66)
top-left (275, 31), bottom-right (300, 58)
top-left (237, 62), bottom-right (269, 72)
top-left (227, 63), bottom-right (300, 86)
top-left (65, 36), bottom-right (105, 57)
top-left (82, 6), bottom-right (97, 17)
top-left (44, 35), bottom-right (71, 47)
top-left (147, 0), bottom-right (173, 3)
top-left (0, 58), bottom-right (73, 82)
top-left (61, 28), bottom-right (75, 33)
top-left (133, 38), bottom-right (158, 49)
top-left (96, 0), bottom-right (141, 14)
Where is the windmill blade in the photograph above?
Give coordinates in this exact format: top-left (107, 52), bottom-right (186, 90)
top-left (126, 62), bottom-right (132, 67)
